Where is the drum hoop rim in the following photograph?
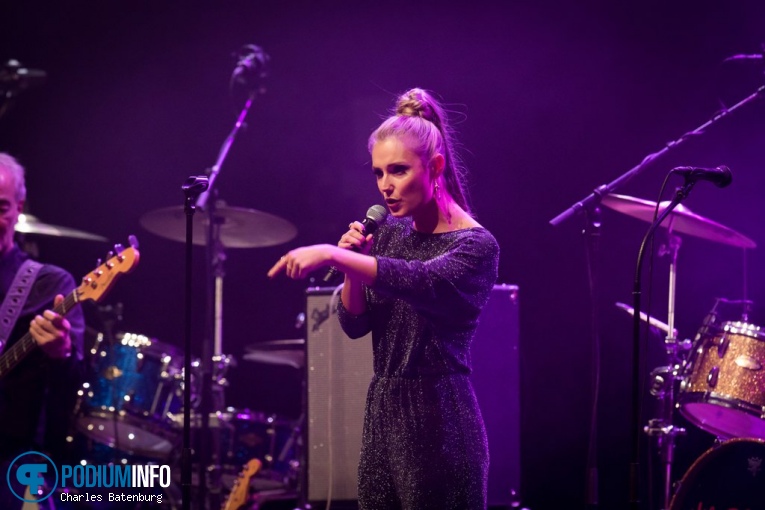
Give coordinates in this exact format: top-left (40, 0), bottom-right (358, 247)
top-left (670, 437), bottom-right (765, 508)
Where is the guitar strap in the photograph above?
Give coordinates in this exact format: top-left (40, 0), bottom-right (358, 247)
top-left (0, 259), bottom-right (44, 353)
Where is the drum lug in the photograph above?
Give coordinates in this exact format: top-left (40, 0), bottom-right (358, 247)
top-left (707, 366), bottom-right (719, 388)
top-left (717, 334), bottom-right (730, 359)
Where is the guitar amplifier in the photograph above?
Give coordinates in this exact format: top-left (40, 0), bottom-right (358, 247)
top-left (303, 284), bottom-right (520, 507)
top-left (305, 287), bottom-right (373, 504)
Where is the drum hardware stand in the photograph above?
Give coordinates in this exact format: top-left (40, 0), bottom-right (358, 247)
top-left (641, 231), bottom-right (686, 510)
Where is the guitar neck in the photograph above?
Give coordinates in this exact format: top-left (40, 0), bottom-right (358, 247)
top-left (0, 290), bottom-right (79, 379)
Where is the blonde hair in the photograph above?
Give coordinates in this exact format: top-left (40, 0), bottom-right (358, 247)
top-left (369, 88), bottom-right (470, 213)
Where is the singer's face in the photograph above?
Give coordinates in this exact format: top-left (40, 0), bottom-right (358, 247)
top-left (0, 167), bottom-right (22, 255)
top-left (372, 136), bottom-right (432, 218)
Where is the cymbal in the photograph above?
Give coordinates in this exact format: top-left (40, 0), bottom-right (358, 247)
top-left (139, 205), bottom-right (297, 248)
top-left (601, 193), bottom-right (756, 249)
top-left (243, 339), bottom-right (304, 369)
top-left (15, 213), bottom-right (108, 242)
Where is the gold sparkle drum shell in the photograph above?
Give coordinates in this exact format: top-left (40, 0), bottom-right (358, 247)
top-left (679, 321), bottom-right (765, 439)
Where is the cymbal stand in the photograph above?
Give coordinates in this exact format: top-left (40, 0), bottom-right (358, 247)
top-left (643, 232), bottom-right (688, 510)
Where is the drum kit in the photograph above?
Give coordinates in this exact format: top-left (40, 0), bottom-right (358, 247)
top-left (602, 193), bottom-right (765, 510)
top-left (15, 205), bottom-right (304, 509)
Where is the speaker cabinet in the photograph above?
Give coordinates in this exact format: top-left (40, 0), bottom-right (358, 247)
top-left (305, 287), bottom-right (373, 503)
top-left (471, 284), bottom-right (521, 506)
top-left (304, 284), bottom-right (520, 507)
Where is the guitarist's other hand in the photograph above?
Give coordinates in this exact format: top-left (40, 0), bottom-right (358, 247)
top-left (30, 294), bottom-right (72, 359)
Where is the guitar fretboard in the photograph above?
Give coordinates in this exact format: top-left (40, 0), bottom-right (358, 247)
top-left (0, 291), bottom-right (79, 378)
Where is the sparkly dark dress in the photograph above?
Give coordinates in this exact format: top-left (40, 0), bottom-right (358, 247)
top-left (338, 216), bottom-right (500, 510)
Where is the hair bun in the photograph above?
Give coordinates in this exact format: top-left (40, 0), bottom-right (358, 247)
top-left (395, 88), bottom-right (437, 124)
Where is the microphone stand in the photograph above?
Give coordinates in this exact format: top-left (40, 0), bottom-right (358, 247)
top-left (548, 82), bottom-right (764, 508)
top-left (630, 180), bottom-right (694, 509)
top-left (549, 83), bottom-right (765, 228)
top-left (181, 176), bottom-right (210, 510)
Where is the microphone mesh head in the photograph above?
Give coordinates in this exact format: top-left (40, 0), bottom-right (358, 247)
top-left (366, 204), bottom-right (388, 223)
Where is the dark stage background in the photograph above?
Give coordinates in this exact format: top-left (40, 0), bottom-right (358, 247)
top-left (3, 1), bottom-right (765, 508)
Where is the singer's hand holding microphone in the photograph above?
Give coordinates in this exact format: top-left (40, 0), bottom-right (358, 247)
top-left (267, 204), bottom-right (388, 281)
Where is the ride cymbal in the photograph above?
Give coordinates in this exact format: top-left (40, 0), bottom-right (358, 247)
top-left (601, 193), bottom-right (756, 249)
top-left (139, 205), bottom-right (297, 248)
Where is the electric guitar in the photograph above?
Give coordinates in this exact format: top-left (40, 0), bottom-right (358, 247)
top-left (0, 237), bottom-right (140, 379)
top-left (222, 458), bottom-right (262, 510)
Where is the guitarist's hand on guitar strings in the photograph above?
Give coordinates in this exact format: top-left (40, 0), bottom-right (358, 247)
top-left (30, 294), bottom-right (72, 359)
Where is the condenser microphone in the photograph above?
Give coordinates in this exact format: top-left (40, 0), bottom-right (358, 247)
top-left (323, 204), bottom-right (388, 282)
top-left (672, 165), bottom-right (732, 188)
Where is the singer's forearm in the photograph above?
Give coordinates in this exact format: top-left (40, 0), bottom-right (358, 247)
top-left (331, 247), bottom-right (378, 287)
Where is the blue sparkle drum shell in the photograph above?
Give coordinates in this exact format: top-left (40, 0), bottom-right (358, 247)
top-left (75, 332), bottom-right (192, 459)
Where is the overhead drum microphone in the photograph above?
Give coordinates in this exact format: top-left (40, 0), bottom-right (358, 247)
top-left (323, 204), bottom-right (389, 282)
top-left (672, 165), bottom-right (732, 188)
top-left (230, 44), bottom-right (270, 91)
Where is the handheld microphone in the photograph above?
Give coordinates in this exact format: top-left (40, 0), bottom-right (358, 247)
top-left (672, 165), bottom-right (732, 188)
top-left (323, 204), bottom-right (388, 282)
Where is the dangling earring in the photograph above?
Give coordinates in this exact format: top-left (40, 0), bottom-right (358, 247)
top-left (434, 183), bottom-right (441, 200)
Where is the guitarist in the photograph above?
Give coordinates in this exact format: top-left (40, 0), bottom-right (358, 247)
top-left (0, 153), bottom-right (85, 508)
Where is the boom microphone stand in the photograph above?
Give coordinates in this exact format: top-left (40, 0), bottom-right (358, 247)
top-left (193, 44), bottom-right (270, 510)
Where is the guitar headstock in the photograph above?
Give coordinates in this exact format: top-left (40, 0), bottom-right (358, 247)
top-left (222, 458), bottom-right (261, 510)
top-left (77, 237), bottom-right (140, 304)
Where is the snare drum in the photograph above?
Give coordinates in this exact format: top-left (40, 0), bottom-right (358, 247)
top-left (679, 321), bottom-right (765, 439)
top-left (76, 332), bottom-right (192, 459)
top-left (670, 438), bottom-right (765, 510)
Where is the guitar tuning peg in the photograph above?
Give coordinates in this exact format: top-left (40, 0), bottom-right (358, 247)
top-left (95, 259), bottom-right (102, 269)
top-left (128, 235), bottom-right (139, 249)
top-left (106, 251), bottom-right (114, 260)
top-left (114, 243), bottom-right (124, 254)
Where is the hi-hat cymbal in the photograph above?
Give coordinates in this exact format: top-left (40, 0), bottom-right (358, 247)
top-left (15, 213), bottom-right (108, 242)
top-left (601, 193), bottom-right (756, 249)
top-left (243, 339), bottom-right (304, 369)
top-left (139, 205), bottom-right (297, 248)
